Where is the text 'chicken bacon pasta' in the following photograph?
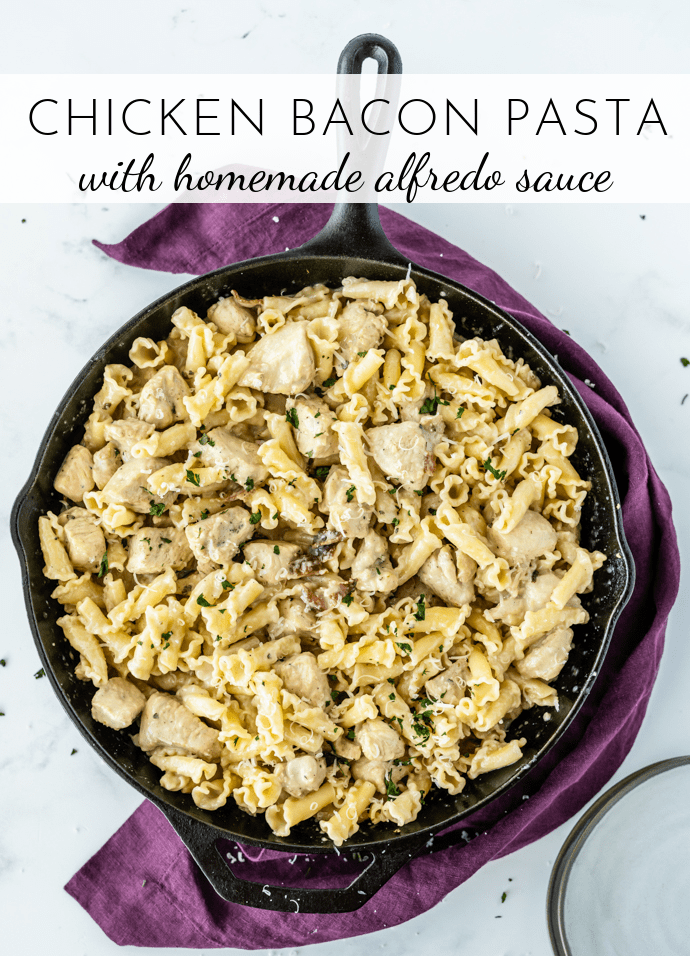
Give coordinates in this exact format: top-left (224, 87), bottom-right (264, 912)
top-left (39, 277), bottom-right (605, 846)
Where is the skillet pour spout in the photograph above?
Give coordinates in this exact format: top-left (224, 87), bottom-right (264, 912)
top-left (11, 32), bottom-right (635, 913)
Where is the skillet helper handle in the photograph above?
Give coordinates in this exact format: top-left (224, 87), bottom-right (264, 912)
top-left (158, 801), bottom-right (430, 914)
top-left (299, 33), bottom-right (408, 264)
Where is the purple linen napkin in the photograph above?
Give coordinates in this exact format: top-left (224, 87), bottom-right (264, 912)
top-left (65, 203), bottom-right (680, 949)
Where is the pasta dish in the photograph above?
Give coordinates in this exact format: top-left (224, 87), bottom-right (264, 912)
top-left (38, 277), bottom-right (605, 846)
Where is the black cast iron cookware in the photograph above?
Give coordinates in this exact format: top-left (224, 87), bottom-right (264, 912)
top-left (12, 34), bottom-right (635, 913)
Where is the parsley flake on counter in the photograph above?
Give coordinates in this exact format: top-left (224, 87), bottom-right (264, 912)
top-left (414, 594), bottom-right (426, 621)
top-left (185, 469), bottom-right (201, 487)
top-left (149, 502), bottom-right (166, 517)
top-left (482, 458), bottom-right (507, 482)
top-left (682, 357), bottom-right (690, 367)
top-left (249, 511), bottom-right (262, 525)
top-left (196, 594), bottom-right (213, 607)
top-left (199, 433), bottom-right (216, 446)
top-left (97, 552), bottom-right (108, 578)
top-left (71, 748), bottom-right (77, 755)
top-left (273, 545), bottom-right (280, 554)
top-left (0, 659), bottom-right (5, 667)
top-left (34, 668), bottom-right (45, 679)
top-left (286, 408), bottom-right (299, 429)
top-left (346, 485), bottom-right (356, 502)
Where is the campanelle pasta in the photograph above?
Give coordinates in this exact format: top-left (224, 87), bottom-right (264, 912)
top-left (39, 277), bottom-right (605, 846)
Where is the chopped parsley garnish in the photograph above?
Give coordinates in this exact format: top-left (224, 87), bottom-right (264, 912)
top-left (456, 406), bottom-right (465, 420)
top-left (414, 594), bottom-right (426, 621)
top-left (385, 772), bottom-right (400, 799)
top-left (389, 384), bottom-right (395, 390)
top-left (414, 489), bottom-right (424, 496)
top-left (221, 580), bottom-right (234, 590)
top-left (249, 511), bottom-right (261, 525)
top-left (140, 486), bottom-right (153, 496)
top-left (323, 377), bottom-right (336, 388)
top-left (162, 631), bottom-right (172, 641)
top-left (428, 508), bottom-right (437, 516)
top-left (196, 594), bottom-right (213, 607)
top-left (200, 509), bottom-right (209, 520)
top-left (149, 502), bottom-right (166, 517)
top-left (245, 477), bottom-right (254, 491)
top-left (482, 458), bottom-right (507, 482)
top-left (342, 593), bottom-right (354, 607)
top-left (230, 473), bottom-right (237, 483)
top-left (392, 518), bottom-right (400, 527)
top-left (198, 433), bottom-right (215, 446)
top-left (388, 487), bottom-right (397, 496)
top-left (34, 668), bottom-right (45, 679)
top-left (286, 408), bottom-right (299, 429)
top-left (161, 537), bottom-right (172, 544)
top-left (681, 357), bottom-right (690, 367)
top-left (345, 486), bottom-right (356, 502)
top-left (315, 465), bottom-right (330, 480)
top-left (305, 449), bottom-right (314, 459)
top-left (346, 729), bottom-right (355, 740)
top-left (97, 552), bottom-right (108, 578)
top-left (387, 677), bottom-right (396, 685)
top-left (193, 450), bottom-right (202, 458)
top-left (314, 411), bottom-right (321, 418)
top-left (396, 642), bottom-right (412, 654)
top-left (420, 375), bottom-right (449, 415)
top-left (388, 692), bottom-right (396, 701)
top-left (391, 715), bottom-right (404, 732)
top-left (357, 351), bottom-right (368, 357)
top-left (273, 545), bottom-right (280, 554)
top-left (328, 673), bottom-right (338, 682)
top-left (186, 469), bottom-right (201, 487)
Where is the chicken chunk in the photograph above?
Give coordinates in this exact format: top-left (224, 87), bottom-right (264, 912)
top-left (516, 625), bottom-right (574, 681)
top-left (351, 756), bottom-right (405, 795)
top-left (285, 395), bottom-right (339, 463)
top-left (357, 718), bottom-right (405, 761)
top-left (138, 691), bottom-right (221, 760)
top-left (104, 420), bottom-right (155, 460)
top-left (487, 571), bottom-right (562, 627)
top-left (127, 528), bottom-right (193, 574)
top-left (277, 754), bottom-right (327, 798)
top-left (54, 445), bottom-right (94, 503)
top-left (274, 652), bottom-right (330, 708)
top-left (243, 540), bottom-right (302, 586)
top-left (102, 458), bottom-right (175, 514)
top-left (61, 507), bottom-right (106, 573)
top-left (351, 530), bottom-right (397, 594)
top-left (138, 365), bottom-right (190, 429)
top-left (91, 677), bottom-right (146, 730)
top-left (195, 427), bottom-right (268, 489)
top-left (487, 510), bottom-right (558, 564)
top-left (185, 508), bottom-right (254, 566)
top-left (336, 300), bottom-right (387, 364)
top-left (366, 422), bottom-right (430, 493)
top-left (320, 465), bottom-right (373, 538)
top-left (206, 296), bottom-right (256, 342)
top-left (267, 597), bottom-right (316, 640)
top-left (238, 321), bottom-right (315, 395)
top-left (418, 545), bottom-right (475, 608)
top-left (334, 735), bottom-right (362, 761)
top-left (424, 659), bottom-right (469, 706)
top-left (92, 442), bottom-right (121, 489)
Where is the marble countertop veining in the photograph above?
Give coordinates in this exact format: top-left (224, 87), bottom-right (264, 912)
top-left (2, 2), bottom-right (689, 956)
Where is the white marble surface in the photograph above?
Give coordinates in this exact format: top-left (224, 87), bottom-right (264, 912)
top-left (2, 3), bottom-right (689, 956)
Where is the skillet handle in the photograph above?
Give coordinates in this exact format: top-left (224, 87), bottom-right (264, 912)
top-left (299, 33), bottom-right (409, 265)
top-left (157, 800), bottom-right (430, 914)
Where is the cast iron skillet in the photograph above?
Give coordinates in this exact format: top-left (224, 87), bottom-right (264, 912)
top-left (12, 34), bottom-right (634, 914)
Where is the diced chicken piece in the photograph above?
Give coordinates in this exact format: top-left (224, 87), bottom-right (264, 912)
top-left (357, 718), bottom-right (405, 762)
top-left (351, 530), bottom-right (397, 594)
top-left (54, 445), bottom-right (94, 503)
top-left (92, 442), bottom-right (121, 489)
top-left (374, 484), bottom-right (398, 524)
top-left (334, 736), bottom-right (362, 761)
top-left (195, 427), bottom-right (268, 489)
top-left (206, 296), bottom-right (256, 342)
top-left (418, 545), bottom-right (475, 608)
top-left (267, 597), bottom-right (315, 640)
top-left (516, 625), bottom-right (574, 681)
top-left (425, 659), bottom-right (469, 706)
top-left (274, 652), bottom-right (330, 708)
top-left (286, 395), bottom-right (339, 463)
top-left (138, 365), bottom-right (190, 429)
top-left (487, 510), bottom-right (558, 564)
top-left (244, 540), bottom-right (302, 586)
top-left (138, 691), bottom-right (221, 760)
top-left (487, 571), bottom-right (562, 627)
top-left (104, 420), bottom-right (155, 460)
top-left (103, 458), bottom-right (175, 514)
top-left (366, 422), bottom-right (430, 493)
top-left (61, 507), bottom-right (106, 573)
top-left (336, 300), bottom-right (387, 364)
top-left (320, 465), bottom-right (373, 538)
top-left (127, 528), bottom-right (193, 574)
top-left (277, 754), bottom-right (327, 798)
top-left (91, 677), bottom-right (146, 730)
top-left (401, 400), bottom-right (445, 449)
top-left (185, 508), bottom-right (254, 566)
top-left (238, 321), bottom-right (315, 395)
top-left (351, 757), bottom-right (406, 795)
